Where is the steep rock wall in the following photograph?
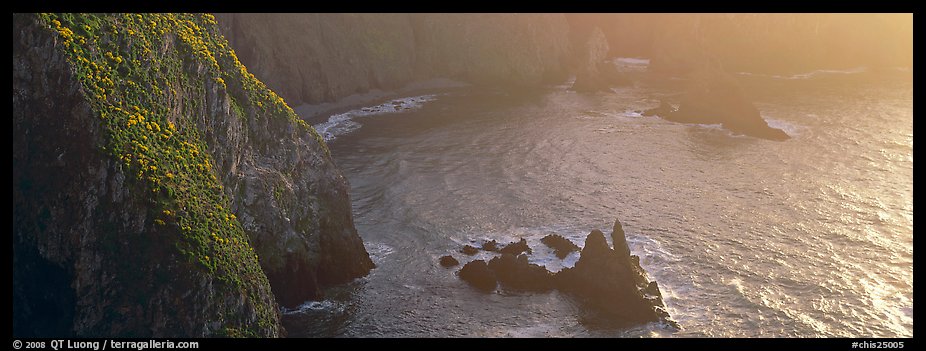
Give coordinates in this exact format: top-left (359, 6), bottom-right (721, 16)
top-left (217, 13), bottom-right (571, 105)
top-left (13, 13), bottom-right (373, 337)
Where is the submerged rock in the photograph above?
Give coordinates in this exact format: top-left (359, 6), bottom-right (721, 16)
top-left (461, 245), bottom-right (480, 256)
top-left (499, 238), bottom-right (532, 256)
top-left (458, 260), bottom-right (497, 292)
top-left (487, 254), bottom-right (555, 291)
top-left (541, 234), bottom-right (580, 259)
top-left (439, 255), bottom-right (460, 267)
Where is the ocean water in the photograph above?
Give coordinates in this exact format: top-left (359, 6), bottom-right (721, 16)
top-left (285, 64), bottom-right (913, 337)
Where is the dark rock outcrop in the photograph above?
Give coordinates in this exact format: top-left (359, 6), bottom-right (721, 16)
top-left (458, 260), bottom-right (497, 292)
top-left (645, 66), bottom-right (790, 141)
top-left (499, 238), bottom-right (532, 256)
top-left (439, 255), bottom-right (460, 267)
top-left (556, 222), bottom-right (676, 328)
top-left (541, 234), bottom-right (581, 259)
top-left (487, 254), bottom-right (555, 291)
top-left (572, 27), bottom-right (631, 93)
top-left (461, 245), bottom-right (480, 256)
top-left (611, 219), bottom-right (632, 258)
top-left (217, 14), bottom-right (571, 105)
top-left (453, 219), bottom-right (676, 329)
top-left (482, 240), bottom-right (500, 252)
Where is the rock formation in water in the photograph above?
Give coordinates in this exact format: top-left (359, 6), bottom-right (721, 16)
top-left (571, 27), bottom-right (631, 92)
top-left (461, 245), bottom-right (480, 256)
top-left (217, 14), bottom-right (571, 105)
top-left (458, 260), bottom-right (497, 292)
top-left (454, 219), bottom-right (677, 328)
top-left (644, 66), bottom-right (790, 141)
top-left (498, 238), bottom-right (532, 256)
top-left (487, 254), bottom-right (556, 292)
top-left (556, 222), bottom-right (677, 328)
top-left (13, 13), bottom-right (373, 337)
top-left (439, 255), bottom-right (460, 267)
top-left (541, 234), bottom-right (581, 259)
top-left (610, 219), bottom-right (632, 257)
top-left (482, 240), bottom-right (500, 252)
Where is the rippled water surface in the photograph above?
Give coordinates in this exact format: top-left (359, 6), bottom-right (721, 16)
top-left (285, 66), bottom-right (912, 337)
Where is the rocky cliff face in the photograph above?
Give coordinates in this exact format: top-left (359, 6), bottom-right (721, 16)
top-left (564, 14), bottom-right (912, 75)
top-left (217, 13), bottom-right (911, 105)
top-left (217, 14), bottom-right (571, 105)
top-left (570, 26), bottom-right (630, 92)
top-left (13, 13), bottom-right (372, 337)
top-left (646, 13), bottom-right (913, 75)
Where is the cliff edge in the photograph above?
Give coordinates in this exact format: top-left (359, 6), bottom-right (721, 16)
top-left (13, 13), bottom-right (373, 337)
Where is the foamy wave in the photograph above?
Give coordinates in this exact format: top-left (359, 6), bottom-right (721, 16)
top-left (736, 67), bottom-right (867, 80)
top-left (629, 235), bottom-right (678, 265)
top-left (314, 94), bottom-right (439, 142)
top-left (688, 118), bottom-right (801, 139)
top-left (456, 225), bottom-right (587, 272)
top-left (765, 118), bottom-right (801, 137)
top-left (364, 241), bottom-right (395, 265)
top-left (615, 57), bottom-right (651, 66)
top-left (456, 224), bottom-right (673, 275)
top-left (314, 114), bottom-right (361, 141)
top-left (281, 300), bottom-right (341, 315)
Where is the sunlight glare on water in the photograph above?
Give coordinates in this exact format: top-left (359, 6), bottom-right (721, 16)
top-left (286, 67), bottom-right (912, 338)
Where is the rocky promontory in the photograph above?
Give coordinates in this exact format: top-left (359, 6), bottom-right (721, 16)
top-left (13, 13), bottom-right (372, 337)
top-left (644, 66), bottom-right (790, 141)
top-left (572, 27), bottom-right (631, 92)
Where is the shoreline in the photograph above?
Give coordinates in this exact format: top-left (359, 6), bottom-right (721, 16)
top-left (293, 78), bottom-right (470, 124)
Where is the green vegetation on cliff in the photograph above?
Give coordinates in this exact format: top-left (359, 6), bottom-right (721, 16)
top-left (35, 13), bottom-right (323, 335)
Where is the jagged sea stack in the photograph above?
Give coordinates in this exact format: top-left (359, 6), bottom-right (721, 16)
top-left (556, 220), bottom-right (676, 328)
